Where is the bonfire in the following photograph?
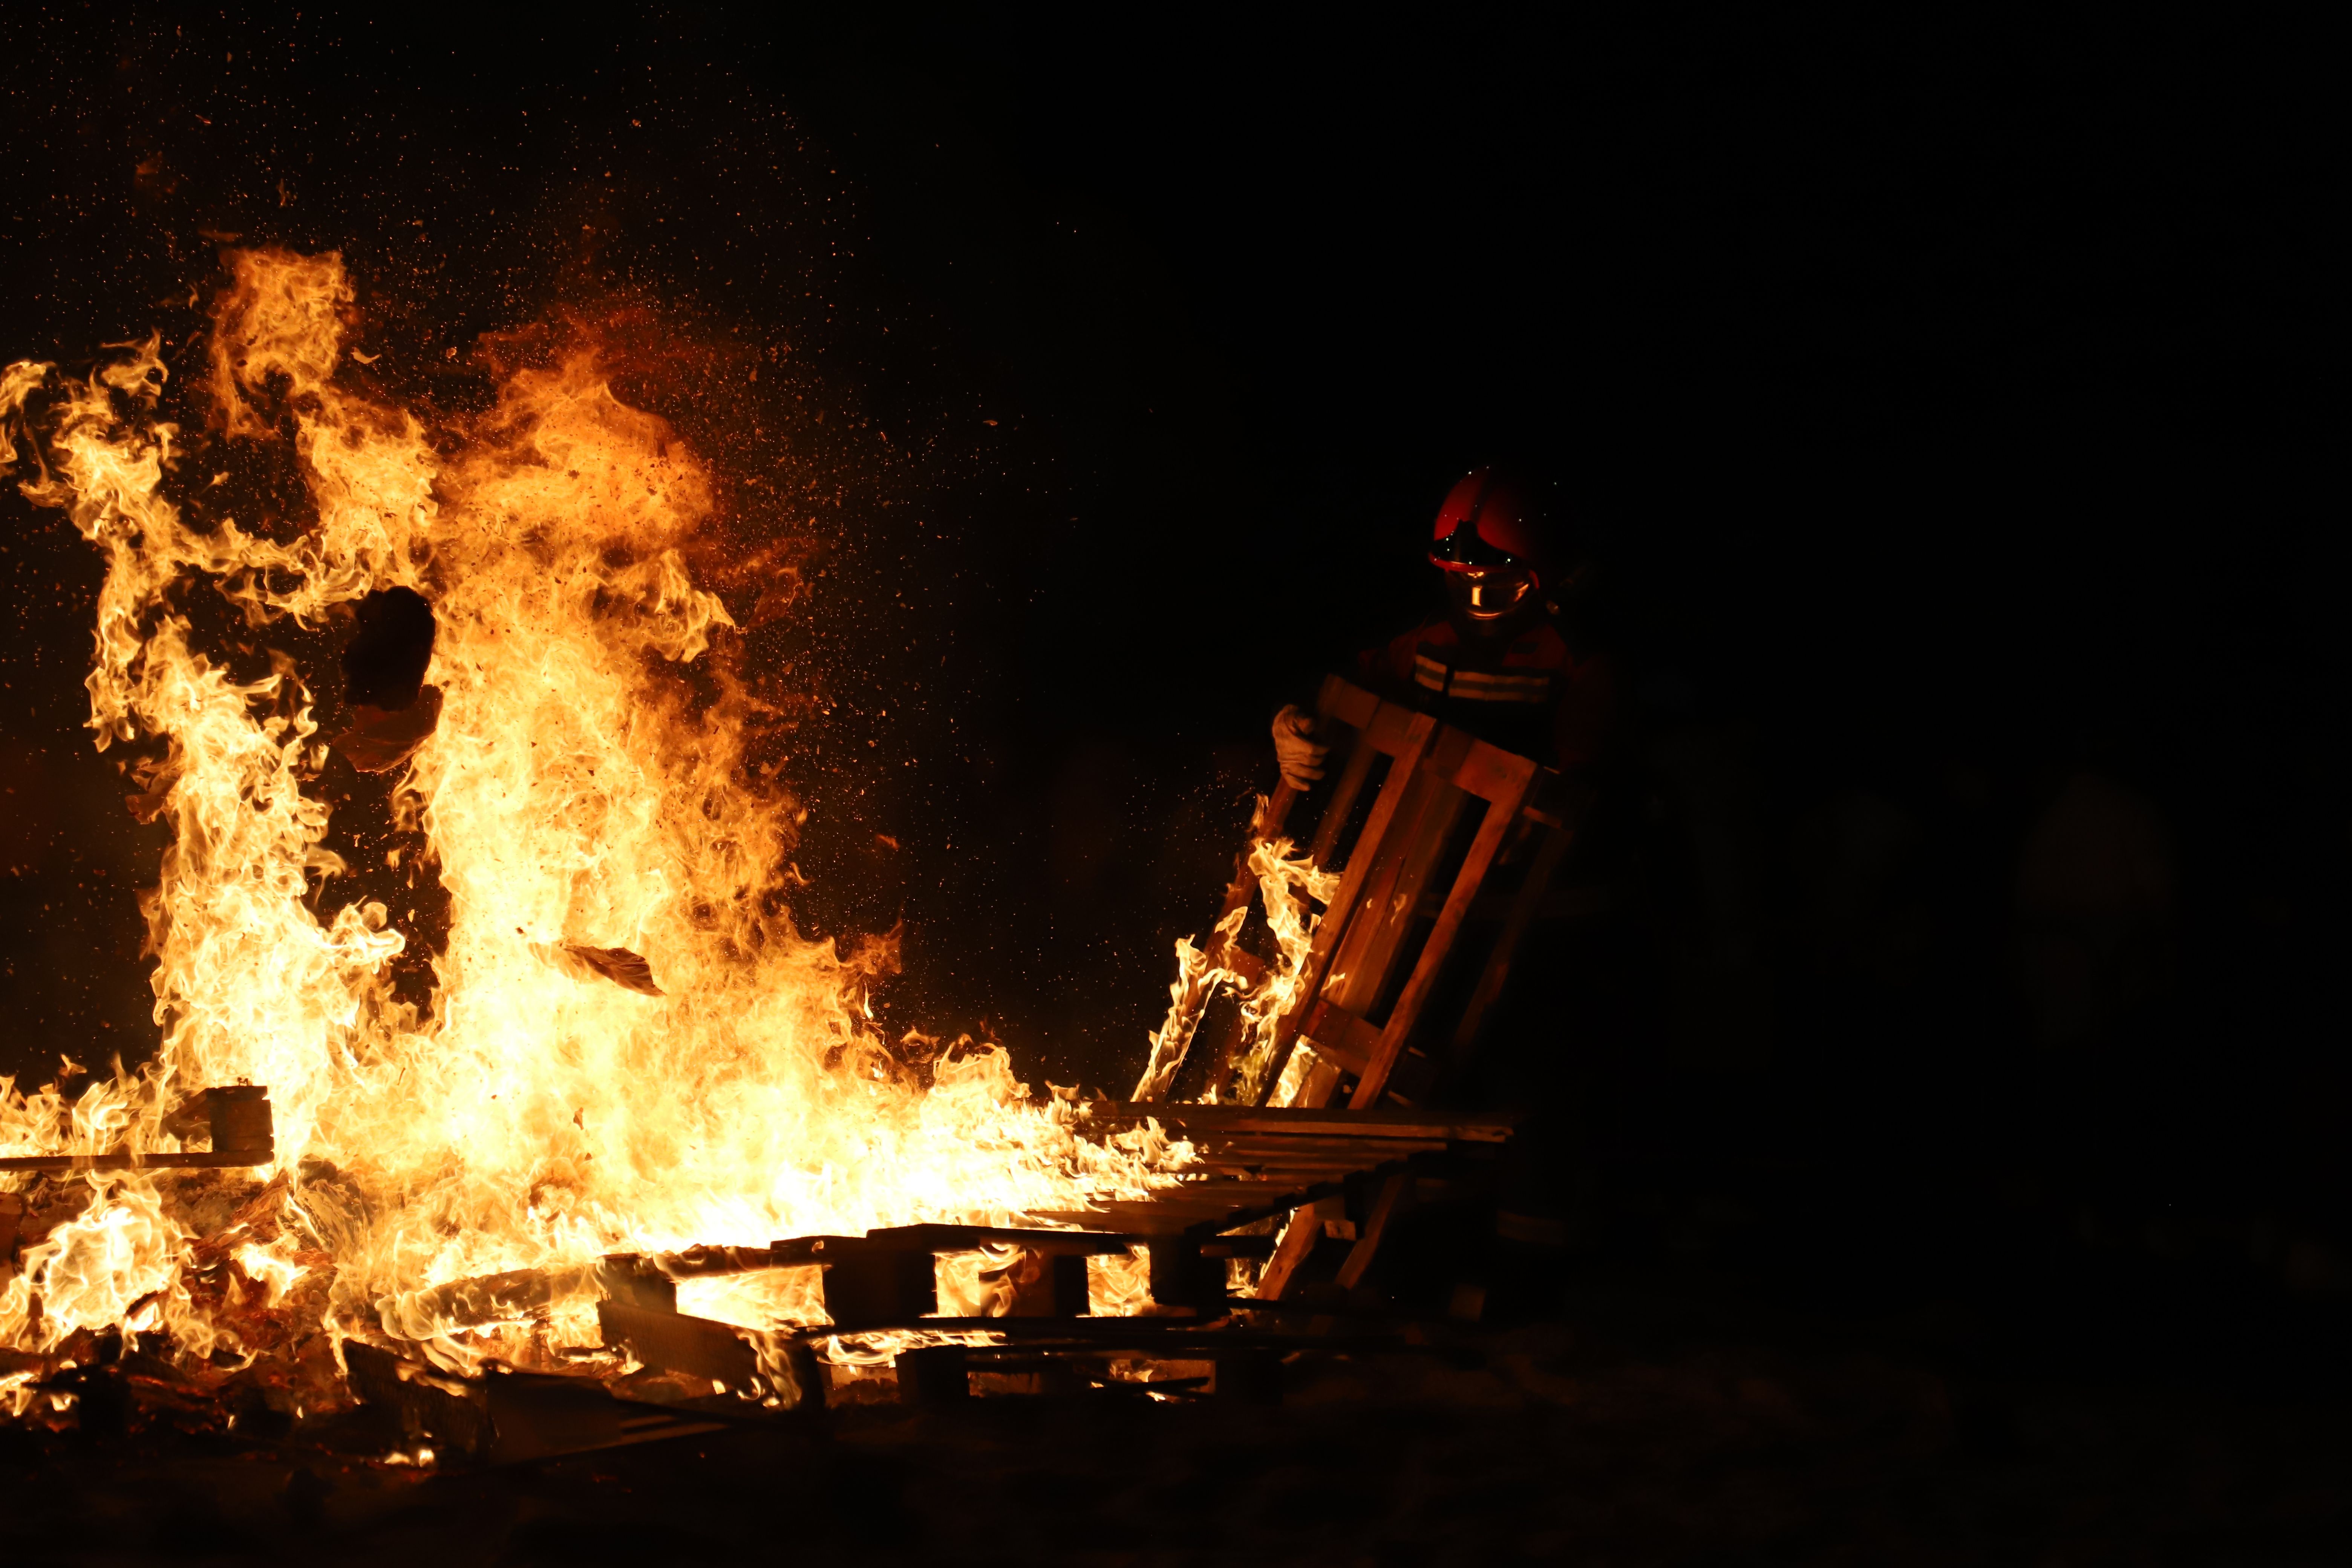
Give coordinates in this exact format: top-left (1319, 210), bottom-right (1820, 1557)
top-left (0, 250), bottom-right (1182, 1428)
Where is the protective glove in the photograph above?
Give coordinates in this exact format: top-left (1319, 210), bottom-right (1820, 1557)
top-left (1272, 703), bottom-right (1329, 791)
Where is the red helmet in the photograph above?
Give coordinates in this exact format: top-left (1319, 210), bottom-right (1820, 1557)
top-left (1428, 467), bottom-right (1550, 588)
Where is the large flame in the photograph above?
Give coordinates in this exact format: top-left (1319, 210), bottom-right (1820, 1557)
top-left (0, 251), bottom-right (1176, 1383)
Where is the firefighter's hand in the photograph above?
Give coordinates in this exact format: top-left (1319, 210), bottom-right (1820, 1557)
top-left (1272, 704), bottom-right (1329, 790)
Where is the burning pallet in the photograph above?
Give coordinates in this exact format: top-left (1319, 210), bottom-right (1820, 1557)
top-left (331, 675), bottom-right (1557, 1455)
top-left (329, 1099), bottom-right (1511, 1455)
top-left (2, 274), bottom-right (1561, 1459)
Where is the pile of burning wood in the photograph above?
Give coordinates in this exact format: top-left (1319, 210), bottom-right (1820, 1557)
top-left (2, 250), bottom-right (1539, 1458)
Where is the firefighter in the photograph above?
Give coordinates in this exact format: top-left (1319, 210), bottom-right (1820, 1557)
top-left (1273, 466), bottom-right (1611, 787)
top-left (1268, 467), bottom-right (1620, 1312)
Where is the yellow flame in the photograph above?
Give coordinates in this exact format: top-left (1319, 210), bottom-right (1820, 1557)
top-left (1134, 826), bottom-right (1337, 1105)
top-left (0, 250), bottom-right (1181, 1364)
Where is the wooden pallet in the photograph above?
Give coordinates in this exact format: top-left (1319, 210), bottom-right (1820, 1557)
top-left (561, 1100), bottom-right (1513, 1413)
top-left (1129, 675), bottom-right (1569, 1300)
top-left (1140, 675), bottom-right (1569, 1113)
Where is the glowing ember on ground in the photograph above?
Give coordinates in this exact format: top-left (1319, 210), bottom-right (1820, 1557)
top-left (0, 250), bottom-right (1184, 1420)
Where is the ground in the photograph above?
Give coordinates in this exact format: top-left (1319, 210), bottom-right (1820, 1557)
top-left (6, 1282), bottom-right (2350, 1566)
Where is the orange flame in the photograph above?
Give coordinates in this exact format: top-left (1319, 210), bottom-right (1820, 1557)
top-left (1134, 828), bottom-right (1337, 1105)
top-left (0, 250), bottom-right (1181, 1371)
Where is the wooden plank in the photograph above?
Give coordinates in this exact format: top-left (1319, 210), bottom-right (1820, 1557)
top-left (1032, 1181), bottom-right (1350, 1240)
top-left (1192, 1135), bottom-right (1452, 1155)
top-left (1084, 1101), bottom-right (1516, 1142)
top-left (1297, 997), bottom-right (1381, 1076)
top-left (1315, 756), bottom-right (1470, 1056)
top-left (596, 1298), bottom-right (760, 1393)
top-left (1351, 754), bottom-right (1540, 1108)
top-left (765, 1224), bottom-right (1143, 1264)
top-left (1251, 710), bottom-right (1438, 1102)
top-left (1361, 697), bottom-right (1422, 758)
top-left (1305, 718), bottom-right (1383, 867)
top-left (1251, 1197), bottom-right (1341, 1301)
top-left (1190, 1150), bottom-right (1448, 1171)
top-left (0, 1148), bottom-right (272, 1173)
top-left (1445, 735), bottom-right (1541, 805)
top-left (1321, 672), bottom-right (1379, 731)
top-left (7, 1085), bottom-right (280, 1173)
top-left (1334, 1170), bottom-right (1412, 1291)
top-left (1300, 677), bottom-right (1403, 879)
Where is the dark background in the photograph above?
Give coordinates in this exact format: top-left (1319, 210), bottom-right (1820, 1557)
top-left (1, 10), bottom-right (2344, 1378)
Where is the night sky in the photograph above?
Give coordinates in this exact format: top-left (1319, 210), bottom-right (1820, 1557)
top-left (2, 11), bottom-right (2344, 1357)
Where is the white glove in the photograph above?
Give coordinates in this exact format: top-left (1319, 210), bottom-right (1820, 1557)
top-left (1272, 704), bottom-right (1329, 790)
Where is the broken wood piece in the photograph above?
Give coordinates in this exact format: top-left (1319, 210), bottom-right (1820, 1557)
top-left (561, 943), bottom-right (663, 996)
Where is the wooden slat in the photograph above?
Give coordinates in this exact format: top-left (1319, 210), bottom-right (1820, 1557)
top-left (597, 1298), bottom-right (760, 1394)
top-left (1249, 709), bottom-right (1438, 1102)
top-left (1360, 698), bottom-right (1422, 758)
top-left (1305, 716), bottom-right (1383, 867)
top-left (1193, 1136), bottom-right (1449, 1157)
top-left (1444, 734), bottom-right (1541, 804)
top-left (1321, 672), bottom-right (1379, 731)
top-left (0, 1148), bottom-right (273, 1173)
top-left (1334, 1170), bottom-right (1411, 1291)
top-left (765, 1224), bottom-right (1144, 1264)
top-left (1314, 753), bottom-right (1470, 1074)
top-left (1252, 1197), bottom-right (1341, 1300)
top-left (1297, 997), bottom-right (1380, 1076)
top-left (1084, 1101), bottom-right (1516, 1142)
top-left (1352, 751), bottom-right (1539, 1108)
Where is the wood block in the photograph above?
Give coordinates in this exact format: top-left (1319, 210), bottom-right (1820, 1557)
top-left (596, 1298), bottom-right (761, 1395)
top-left (822, 1249), bottom-right (938, 1329)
